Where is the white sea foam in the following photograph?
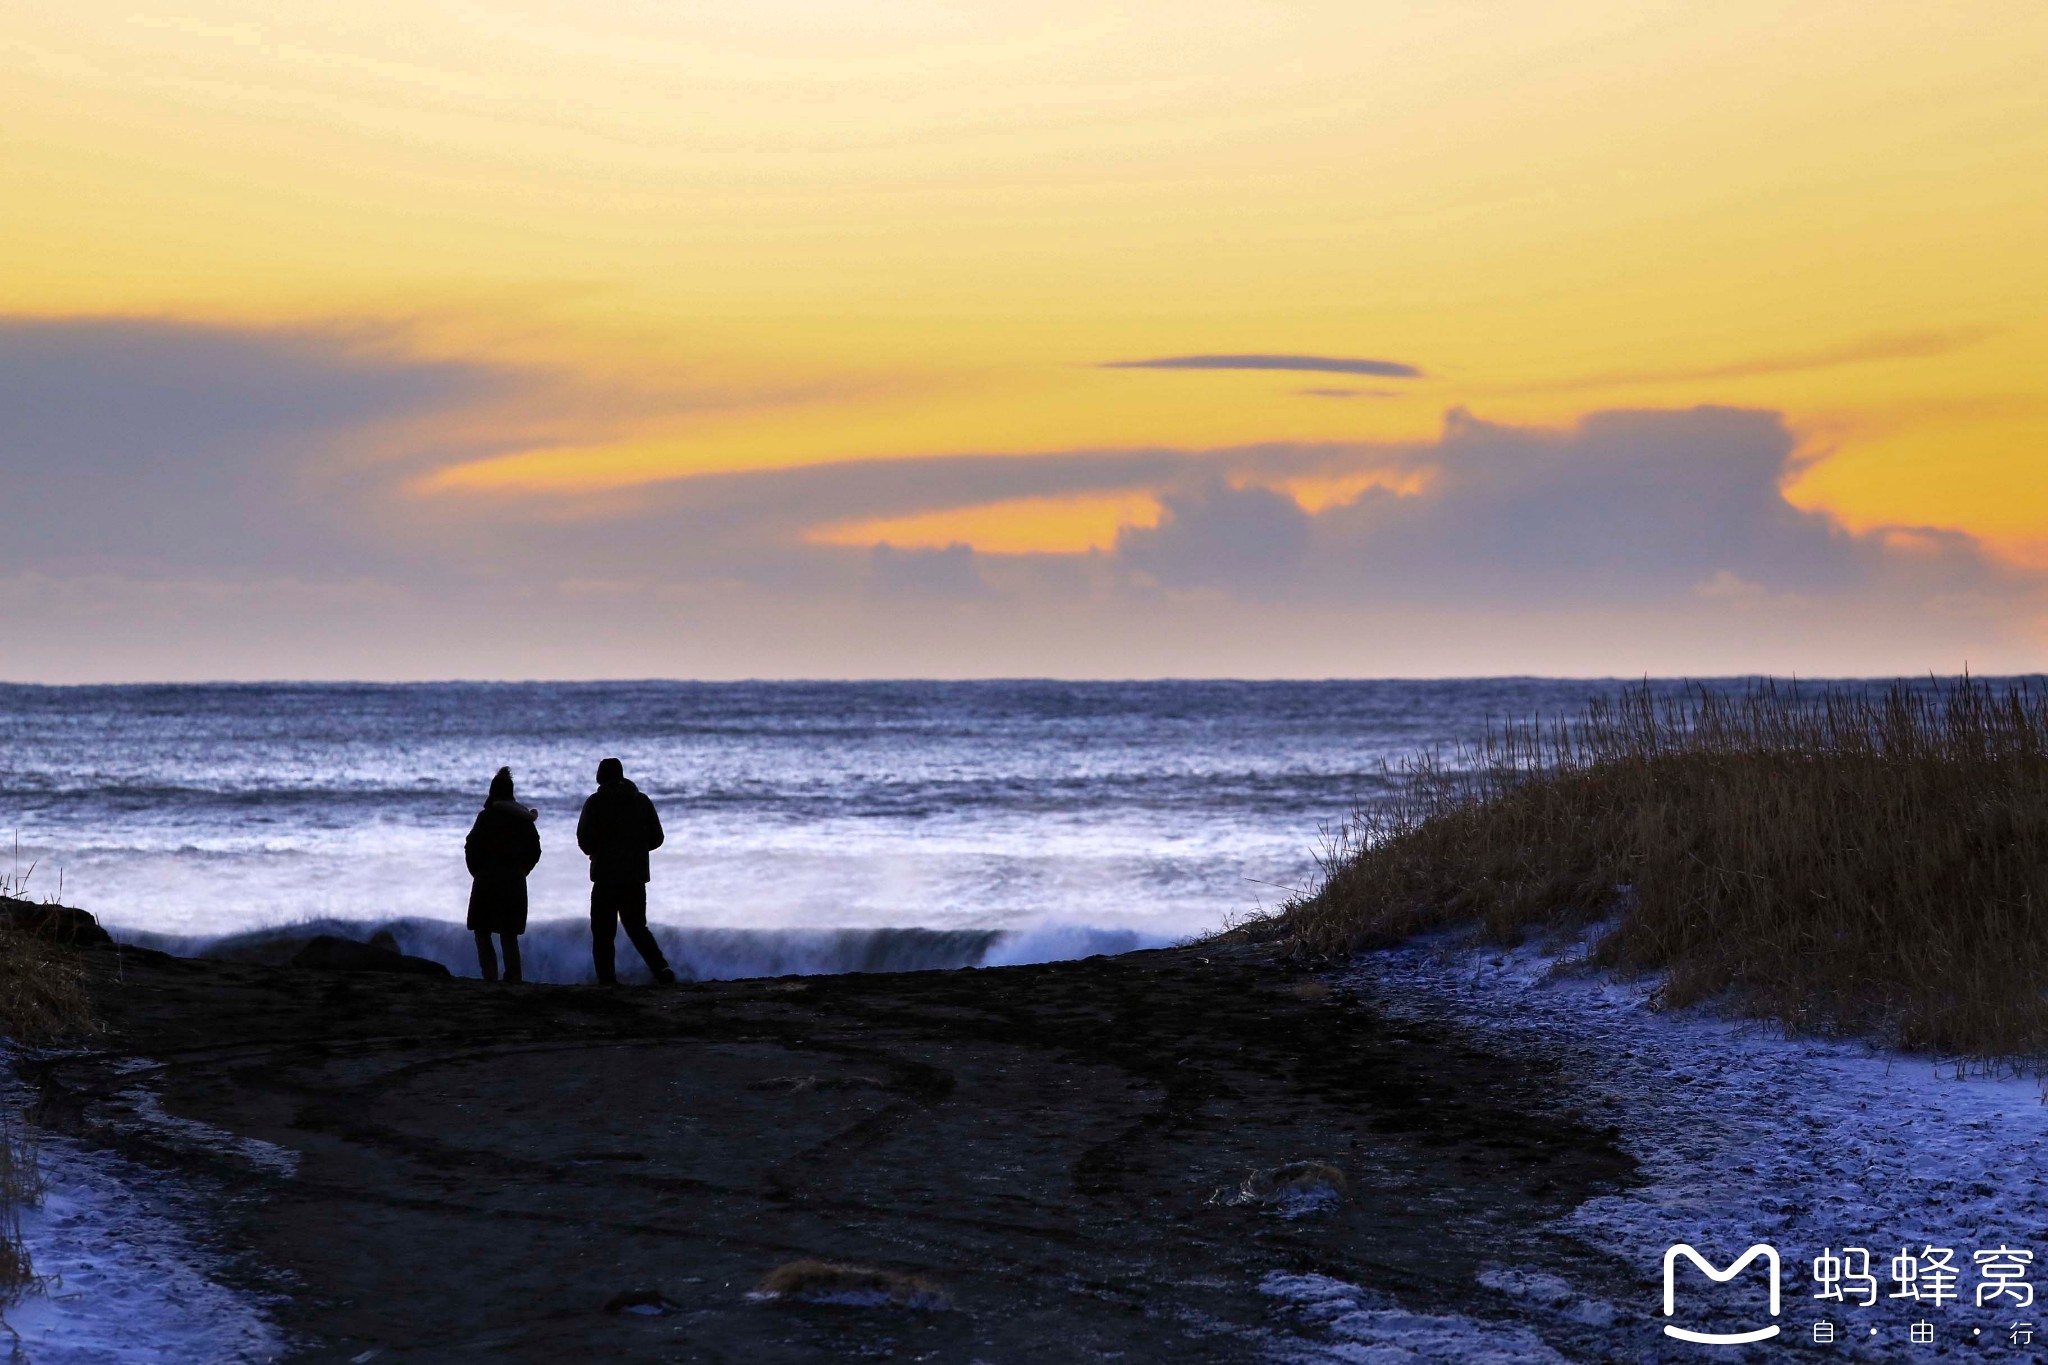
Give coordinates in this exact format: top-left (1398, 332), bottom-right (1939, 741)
top-left (1, 679), bottom-right (1577, 943)
top-left (115, 916), bottom-right (1172, 985)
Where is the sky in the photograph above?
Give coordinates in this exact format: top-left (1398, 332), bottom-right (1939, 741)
top-left (3, 1), bottom-right (2045, 681)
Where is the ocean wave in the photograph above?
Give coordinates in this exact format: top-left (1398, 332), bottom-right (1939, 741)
top-left (0, 769), bottom-right (1403, 813)
top-left (6, 677), bottom-right (1645, 943)
top-left (113, 916), bottom-right (1168, 985)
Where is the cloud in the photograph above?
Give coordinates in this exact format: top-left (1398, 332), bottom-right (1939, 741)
top-left (1116, 482), bottom-right (1310, 594)
top-left (869, 542), bottom-right (986, 597)
top-left (566, 406), bottom-right (2006, 612)
top-left (0, 316), bottom-right (511, 575)
top-left (450, 442), bottom-right (1412, 575)
top-left (1294, 387), bottom-right (1399, 399)
top-left (1101, 353), bottom-right (1424, 378)
top-left (6, 322), bottom-right (1992, 621)
top-left (0, 316), bottom-right (2036, 679)
top-left (1082, 408), bottom-right (2011, 613)
top-left (1530, 329), bottom-right (1991, 393)
top-left (446, 408), bottom-right (2016, 617)
top-left (1312, 406), bottom-right (1860, 600)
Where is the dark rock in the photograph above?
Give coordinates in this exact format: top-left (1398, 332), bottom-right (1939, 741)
top-left (203, 935), bottom-right (323, 967)
top-left (290, 935), bottom-right (450, 978)
top-left (0, 897), bottom-right (114, 948)
top-left (601, 1289), bottom-right (680, 1316)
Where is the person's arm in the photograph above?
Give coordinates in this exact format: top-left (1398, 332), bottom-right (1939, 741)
top-left (464, 814), bottom-right (485, 878)
top-left (576, 795), bottom-right (595, 857)
top-left (643, 794), bottom-right (665, 852)
top-left (522, 814), bottom-right (542, 874)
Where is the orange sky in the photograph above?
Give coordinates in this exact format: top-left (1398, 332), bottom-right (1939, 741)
top-left (2, 3), bottom-right (2045, 679)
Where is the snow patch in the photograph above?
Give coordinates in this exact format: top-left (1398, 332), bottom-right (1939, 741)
top-left (0, 1052), bottom-right (285, 1362)
top-left (121, 1087), bottom-right (300, 1180)
top-left (1, 1126), bottom-right (284, 1362)
top-left (1345, 932), bottom-right (2048, 1360)
top-left (1261, 1271), bottom-right (1568, 1364)
top-left (1474, 1268), bottom-right (1574, 1307)
top-left (1476, 1267), bottom-right (1615, 1328)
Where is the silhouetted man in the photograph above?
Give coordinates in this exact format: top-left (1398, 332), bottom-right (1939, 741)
top-left (576, 757), bottom-right (677, 985)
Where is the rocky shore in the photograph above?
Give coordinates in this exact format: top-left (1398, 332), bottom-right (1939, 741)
top-left (22, 930), bottom-right (1640, 1362)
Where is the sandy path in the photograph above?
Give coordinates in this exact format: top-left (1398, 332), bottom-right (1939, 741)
top-left (25, 941), bottom-right (1633, 1362)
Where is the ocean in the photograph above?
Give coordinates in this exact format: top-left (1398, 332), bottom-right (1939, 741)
top-left (0, 678), bottom-right (1640, 982)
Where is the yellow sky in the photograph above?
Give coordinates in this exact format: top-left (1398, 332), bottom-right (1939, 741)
top-left (5, 1), bottom-right (2045, 553)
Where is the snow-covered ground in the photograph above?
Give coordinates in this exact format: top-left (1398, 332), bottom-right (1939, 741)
top-left (0, 1060), bottom-right (285, 1365)
top-left (1262, 1270), bottom-right (1573, 1364)
top-left (1264, 931), bottom-right (2048, 1363)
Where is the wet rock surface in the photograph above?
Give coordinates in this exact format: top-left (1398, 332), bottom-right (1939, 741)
top-left (36, 943), bottom-right (1640, 1362)
top-left (289, 934), bottom-right (452, 978)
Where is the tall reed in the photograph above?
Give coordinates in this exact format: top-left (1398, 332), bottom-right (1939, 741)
top-left (1283, 677), bottom-right (2048, 1062)
top-left (0, 868), bottom-right (95, 1301)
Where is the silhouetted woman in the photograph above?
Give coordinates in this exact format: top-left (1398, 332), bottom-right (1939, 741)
top-left (465, 766), bottom-right (540, 983)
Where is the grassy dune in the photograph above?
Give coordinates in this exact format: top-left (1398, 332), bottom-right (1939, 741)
top-left (0, 876), bottom-right (96, 1299)
top-left (1281, 678), bottom-right (2048, 1064)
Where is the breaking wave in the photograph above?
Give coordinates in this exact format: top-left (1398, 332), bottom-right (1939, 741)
top-left (113, 916), bottom-right (1168, 985)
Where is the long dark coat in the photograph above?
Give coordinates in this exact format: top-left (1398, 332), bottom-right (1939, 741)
top-left (465, 800), bottom-right (541, 934)
top-left (576, 778), bottom-right (665, 885)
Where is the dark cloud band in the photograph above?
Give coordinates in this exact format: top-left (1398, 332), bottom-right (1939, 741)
top-left (1102, 353), bottom-right (1423, 378)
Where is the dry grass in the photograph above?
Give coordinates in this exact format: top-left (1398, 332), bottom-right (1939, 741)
top-left (0, 1114), bottom-right (38, 1296)
top-left (1281, 677), bottom-right (2048, 1064)
top-left (0, 871), bottom-right (98, 1303)
top-left (0, 927), bottom-right (92, 1051)
top-left (1210, 1159), bottom-right (1351, 1213)
top-left (754, 1259), bottom-right (948, 1310)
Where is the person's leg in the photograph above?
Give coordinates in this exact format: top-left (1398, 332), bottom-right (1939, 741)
top-left (590, 884), bottom-right (619, 985)
top-left (618, 884), bottom-right (674, 983)
top-left (473, 929), bottom-right (499, 982)
top-left (500, 934), bottom-right (522, 984)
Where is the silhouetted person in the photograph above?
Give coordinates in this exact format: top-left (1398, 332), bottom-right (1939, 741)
top-left (576, 757), bottom-right (675, 985)
top-left (465, 766), bottom-right (540, 983)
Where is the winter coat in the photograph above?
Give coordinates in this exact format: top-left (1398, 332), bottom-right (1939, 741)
top-left (465, 799), bottom-right (541, 934)
top-left (576, 778), bottom-right (665, 885)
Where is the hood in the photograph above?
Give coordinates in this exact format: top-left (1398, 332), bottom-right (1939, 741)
top-left (486, 799), bottom-right (537, 821)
